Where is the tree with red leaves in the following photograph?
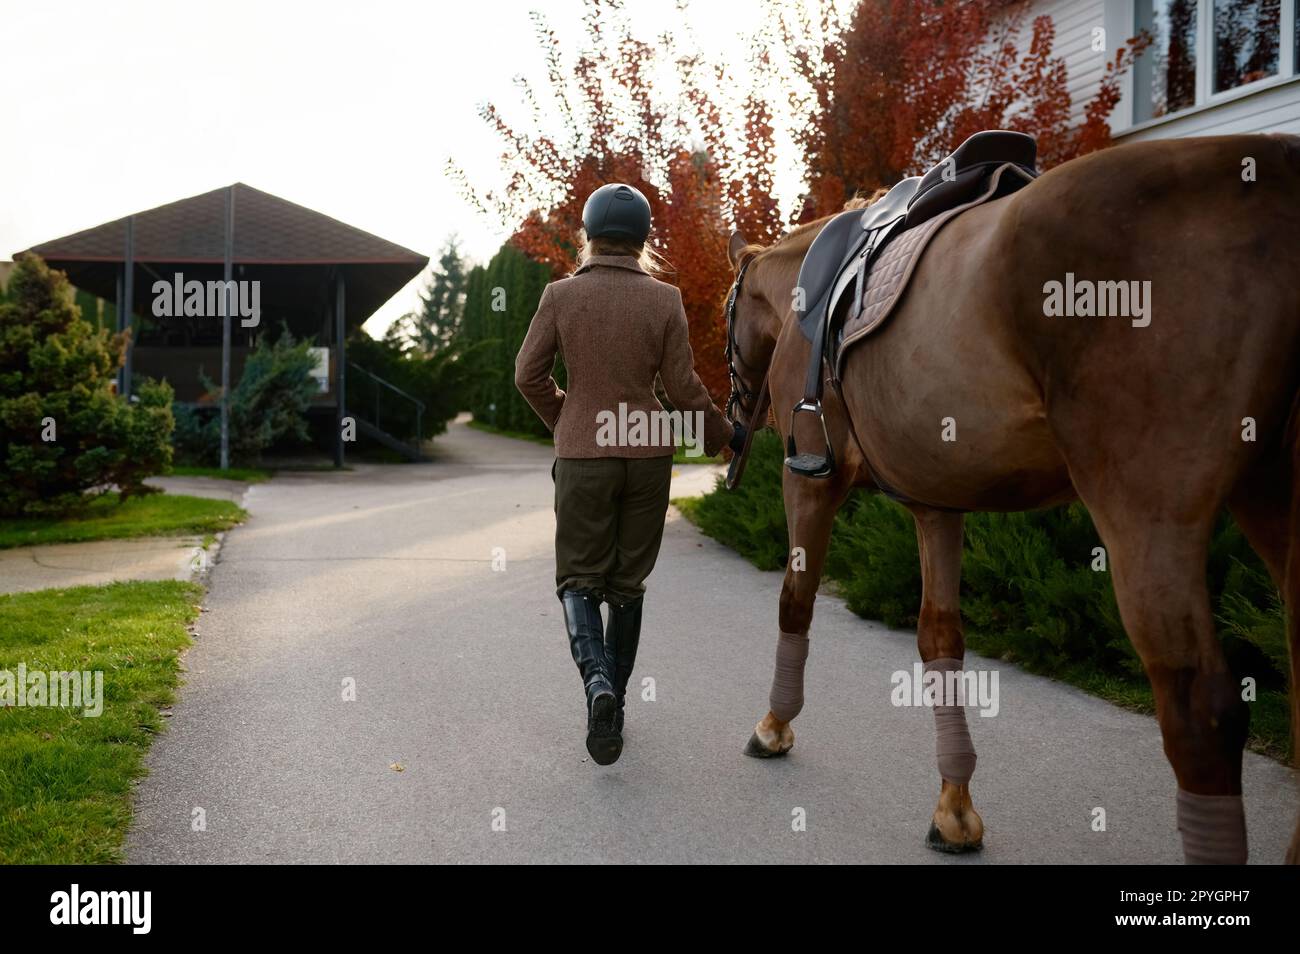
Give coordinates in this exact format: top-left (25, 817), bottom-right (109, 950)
top-left (771, 0), bottom-right (1150, 218)
top-left (451, 0), bottom-right (1148, 402)
top-left (449, 0), bottom-right (782, 400)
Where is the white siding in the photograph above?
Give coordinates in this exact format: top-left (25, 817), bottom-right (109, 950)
top-left (1005, 1), bottom-right (1108, 126)
top-left (1037, 0), bottom-right (1109, 127)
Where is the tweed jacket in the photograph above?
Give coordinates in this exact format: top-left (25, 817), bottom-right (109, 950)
top-left (514, 255), bottom-right (734, 459)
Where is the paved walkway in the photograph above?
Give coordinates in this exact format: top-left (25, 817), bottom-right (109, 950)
top-left (0, 477), bottom-right (251, 595)
top-left (0, 536), bottom-right (207, 595)
top-left (127, 417), bottom-right (1298, 863)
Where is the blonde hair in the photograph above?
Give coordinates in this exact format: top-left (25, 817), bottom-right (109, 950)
top-left (576, 232), bottom-right (671, 277)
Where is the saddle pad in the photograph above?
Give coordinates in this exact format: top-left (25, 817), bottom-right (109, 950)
top-left (835, 163), bottom-right (1034, 375)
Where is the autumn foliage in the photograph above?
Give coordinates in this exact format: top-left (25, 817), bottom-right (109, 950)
top-left (449, 0), bottom-right (780, 398)
top-left (782, 0), bottom-right (1151, 217)
top-left (452, 0), bottom-right (1147, 403)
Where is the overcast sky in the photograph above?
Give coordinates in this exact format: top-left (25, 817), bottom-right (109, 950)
top-left (1, 0), bottom-right (807, 337)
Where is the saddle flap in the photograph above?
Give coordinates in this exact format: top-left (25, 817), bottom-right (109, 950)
top-left (796, 208), bottom-right (866, 342)
top-left (796, 177), bottom-right (923, 344)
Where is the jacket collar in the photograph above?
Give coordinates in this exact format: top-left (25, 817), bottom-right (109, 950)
top-left (574, 255), bottom-right (645, 276)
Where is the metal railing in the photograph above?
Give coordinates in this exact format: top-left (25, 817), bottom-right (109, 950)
top-left (347, 361), bottom-right (425, 449)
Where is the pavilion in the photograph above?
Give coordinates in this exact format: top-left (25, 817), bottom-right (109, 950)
top-left (18, 183), bottom-right (429, 465)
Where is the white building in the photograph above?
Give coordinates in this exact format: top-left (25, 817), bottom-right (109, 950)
top-left (1034, 0), bottom-right (1299, 139)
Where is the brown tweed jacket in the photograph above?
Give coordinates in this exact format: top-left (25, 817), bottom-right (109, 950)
top-left (514, 255), bottom-right (734, 459)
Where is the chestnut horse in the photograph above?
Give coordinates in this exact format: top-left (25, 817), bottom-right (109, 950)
top-left (724, 134), bottom-right (1300, 863)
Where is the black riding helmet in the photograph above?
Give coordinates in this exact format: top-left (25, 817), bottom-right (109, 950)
top-left (582, 183), bottom-right (651, 243)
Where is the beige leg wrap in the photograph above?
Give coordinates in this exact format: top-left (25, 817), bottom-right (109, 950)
top-left (769, 630), bottom-right (809, 723)
top-left (926, 656), bottom-right (976, 786)
top-left (1176, 789), bottom-right (1247, 864)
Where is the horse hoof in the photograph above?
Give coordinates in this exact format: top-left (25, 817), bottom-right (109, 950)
top-left (925, 821), bottom-right (983, 854)
top-left (743, 732), bottom-right (789, 759)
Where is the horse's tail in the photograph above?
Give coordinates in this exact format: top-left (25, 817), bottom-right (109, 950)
top-left (1286, 156), bottom-right (1300, 856)
top-left (1274, 131), bottom-right (1300, 862)
top-left (1285, 390), bottom-right (1300, 861)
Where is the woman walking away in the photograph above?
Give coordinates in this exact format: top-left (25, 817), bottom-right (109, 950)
top-left (514, 183), bottom-right (742, 765)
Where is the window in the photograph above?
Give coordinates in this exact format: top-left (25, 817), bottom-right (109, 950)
top-left (1213, 0), bottom-right (1281, 91)
top-left (1133, 0), bottom-right (1297, 123)
top-left (1135, 0), bottom-right (1199, 120)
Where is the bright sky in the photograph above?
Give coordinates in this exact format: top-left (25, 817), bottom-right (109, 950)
top-left (0, 0), bottom-right (811, 337)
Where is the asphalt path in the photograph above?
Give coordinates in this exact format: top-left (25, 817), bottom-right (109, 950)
top-left (127, 417), bottom-right (1299, 863)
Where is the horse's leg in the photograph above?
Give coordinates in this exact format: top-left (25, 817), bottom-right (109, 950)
top-left (910, 506), bottom-right (983, 852)
top-left (1235, 452), bottom-right (1300, 864)
top-left (1227, 459), bottom-right (1291, 587)
top-left (744, 467), bottom-right (853, 758)
top-left (1227, 458), bottom-right (1300, 863)
top-left (1088, 507), bottom-right (1249, 863)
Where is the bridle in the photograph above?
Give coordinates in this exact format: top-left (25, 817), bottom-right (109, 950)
top-left (724, 255), bottom-right (761, 422)
top-left (722, 254), bottom-right (771, 489)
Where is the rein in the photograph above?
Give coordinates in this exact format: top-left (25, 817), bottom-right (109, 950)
top-left (724, 255), bottom-right (771, 490)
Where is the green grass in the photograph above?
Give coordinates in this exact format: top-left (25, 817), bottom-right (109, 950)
top-left (0, 581), bottom-right (201, 863)
top-left (0, 494), bottom-right (246, 550)
top-left (672, 447), bottom-right (725, 465)
top-left (672, 497), bottom-right (704, 518)
top-left (168, 465), bottom-right (270, 482)
top-left (265, 462), bottom-right (352, 472)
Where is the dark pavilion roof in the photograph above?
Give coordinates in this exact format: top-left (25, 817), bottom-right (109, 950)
top-left (18, 183), bottom-right (428, 329)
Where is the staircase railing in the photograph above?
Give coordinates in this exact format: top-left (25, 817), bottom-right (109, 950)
top-left (347, 361), bottom-right (424, 452)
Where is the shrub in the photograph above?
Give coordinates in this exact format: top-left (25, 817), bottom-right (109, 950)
top-left (172, 329), bottom-right (318, 467)
top-left (0, 254), bottom-right (173, 516)
top-left (345, 331), bottom-right (470, 442)
top-left (682, 429), bottom-right (788, 570)
top-left (458, 243), bottom-right (556, 438)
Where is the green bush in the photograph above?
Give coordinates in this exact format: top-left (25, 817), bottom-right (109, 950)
top-left (682, 429), bottom-right (788, 570)
top-left (458, 243), bottom-right (556, 438)
top-left (0, 254), bottom-right (173, 517)
top-left (346, 332), bottom-right (470, 442)
top-left (172, 329), bottom-right (317, 466)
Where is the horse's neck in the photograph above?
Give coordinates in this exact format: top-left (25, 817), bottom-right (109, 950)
top-left (761, 246), bottom-right (810, 337)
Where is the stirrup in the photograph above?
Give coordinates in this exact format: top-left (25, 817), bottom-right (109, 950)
top-left (784, 399), bottom-right (836, 478)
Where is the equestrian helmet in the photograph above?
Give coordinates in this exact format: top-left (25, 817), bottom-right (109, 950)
top-left (581, 183), bottom-right (651, 243)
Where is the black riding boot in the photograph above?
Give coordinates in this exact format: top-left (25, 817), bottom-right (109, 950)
top-left (604, 597), bottom-right (643, 734)
top-left (560, 590), bottom-right (622, 765)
